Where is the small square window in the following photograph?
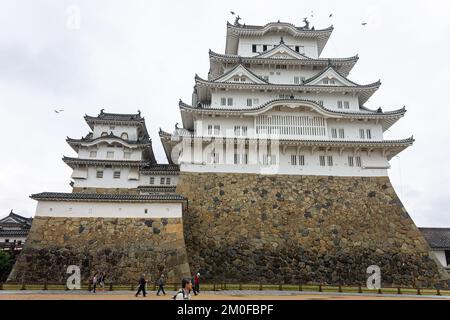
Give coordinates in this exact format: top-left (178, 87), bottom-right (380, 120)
top-left (113, 171), bottom-right (121, 179)
top-left (96, 170), bottom-right (104, 178)
top-left (227, 98), bottom-right (233, 106)
top-left (252, 44), bottom-right (257, 53)
top-left (160, 177), bottom-right (165, 185)
top-left (247, 98), bottom-right (252, 107)
top-left (149, 177), bottom-right (155, 184)
top-left (107, 151), bottom-right (114, 159)
top-left (220, 97), bottom-right (226, 106)
top-left (166, 178), bottom-right (171, 185)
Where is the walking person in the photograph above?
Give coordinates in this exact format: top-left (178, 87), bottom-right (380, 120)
top-left (194, 272), bottom-right (200, 294)
top-left (135, 273), bottom-right (147, 297)
top-left (191, 273), bottom-right (197, 295)
top-left (173, 277), bottom-right (192, 300)
top-left (98, 272), bottom-right (105, 291)
top-left (90, 272), bottom-right (98, 293)
top-left (156, 274), bottom-right (166, 296)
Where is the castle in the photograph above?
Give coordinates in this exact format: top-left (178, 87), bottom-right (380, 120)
top-left (8, 19), bottom-right (448, 286)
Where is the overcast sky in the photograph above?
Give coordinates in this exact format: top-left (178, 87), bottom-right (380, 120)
top-left (0, 0), bottom-right (449, 227)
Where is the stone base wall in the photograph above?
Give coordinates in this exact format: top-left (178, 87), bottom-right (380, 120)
top-left (8, 217), bottom-right (190, 284)
top-left (177, 172), bottom-right (446, 287)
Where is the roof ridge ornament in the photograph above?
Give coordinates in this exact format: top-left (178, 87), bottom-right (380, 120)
top-left (234, 15), bottom-right (242, 26)
top-left (100, 108), bottom-right (105, 115)
top-left (280, 37), bottom-right (284, 44)
top-left (302, 17), bottom-right (310, 30)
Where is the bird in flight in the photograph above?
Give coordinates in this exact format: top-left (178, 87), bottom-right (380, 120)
top-left (329, 13), bottom-right (333, 18)
top-left (54, 109), bottom-right (64, 113)
top-left (230, 11), bottom-right (235, 15)
top-left (361, 22), bottom-right (367, 26)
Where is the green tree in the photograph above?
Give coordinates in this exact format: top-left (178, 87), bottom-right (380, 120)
top-left (0, 251), bottom-right (12, 282)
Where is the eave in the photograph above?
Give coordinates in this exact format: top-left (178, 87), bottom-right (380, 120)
top-left (62, 156), bottom-right (147, 169)
top-left (209, 50), bottom-right (359, 77)
top-left (66, 135), bottom-right (151, 152)
top-left (195, 75), bottom-right (381, 105)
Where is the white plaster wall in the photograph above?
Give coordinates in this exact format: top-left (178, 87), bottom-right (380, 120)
top-left (238, 35), bottom-right (319, 58)
top-left (210, 90), bottom-right (360, 111)
top-left (432, 250), bottom-right (449, 267)
top-left (179, 146), bottom-right (390, 177)
top-left (35, 201), bottom-right (183, 218)
top-left (193, 114), bottom-right (383, 141)
top-left (92, 124), bottom-right (139, 141)
top-left (0, 236), bottom-right (27, 243)
top-left (73, 167), bottom-right (179, 189)
top-left (78, 145), bottom-right (143, 161)
top-left (223, 64), bottom-right (324, 85)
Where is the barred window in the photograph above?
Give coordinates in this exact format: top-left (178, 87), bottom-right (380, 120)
top-left (214, 125), bottom-right (220, 135)
top-left (344, 101), bottom-right (350, 109)
top-left (319, 155), bottom-right (326, 166)
top-left (294, 76), bottom-right (299, 84)
top-left (149, 177), bottom-right (155, 184)
top-left (242, 126), bottom-right (248, 136)
top-left (299, 155), bottom-right (305, 166)
top-left (166, 178), bottom-right (171, 185)
top-left (96, 170), bottom-right (103, 178)
top-left (337, 101), bottom-right (343, 109)
top-left (220, 98), bottom-right (226, 106)
top-left (234, 126), bottom-right (241, 136)
top-left (207, 125), bottom-right (213, 135)
top-left (331, 128), bottom-right (337, 138)
top-left (113, 171), bottom-right (121, 179)
top-left (339, 128), bottom-right (345, 139)
top-left (247, 98), bottom-right (252, 107)
top-left (291, 155), bottom-right (297, 166)
top-left (327, 156), bottom-right (333, 166)
top-left (366, 129), bottom-right (372, 139)
top-left (356, 156), bottom-right (362, 167)
top-left (359, 129), bottom-right (365, 139)
top-left (227, 98), bottom-right (233, 106)
top-left (160, 177), bottom-right (165, 185)
top-left (348, 156), bottom-right (354, 167)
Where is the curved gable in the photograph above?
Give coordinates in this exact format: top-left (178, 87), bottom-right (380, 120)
top-left (212, 64), bottom-right (268, 84)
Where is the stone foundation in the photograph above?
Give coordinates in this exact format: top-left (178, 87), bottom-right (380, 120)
top-left (8, 217), bottom-right (190, 284)
top-left (177, 172), bottom-right (446, 287)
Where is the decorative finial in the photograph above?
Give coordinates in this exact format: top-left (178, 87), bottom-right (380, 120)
top-left (277, 19), bottom-right (280, 23)
top-left (159, 127), bottom-right (162, 133)
top-left (302, 17), bottom-right (310, 30)
top-left (238, 56), bottom-right (243, 64)
top-left (327, 59), bottom-right (332, 67)
top-left (377, 107), bottom-right (383, 113)
top-left (234, 15), bottom-right (241, 26)
top-left (10, 209), bottom-right (13, 214)
top-left (137, 109), bottom-right (141, 116)
top-left (100, 108), bottom-right (104, 115)
top-left (280, 37), bottom-right (284, 44)
top-left (175, 122), bottom-right (179, 129)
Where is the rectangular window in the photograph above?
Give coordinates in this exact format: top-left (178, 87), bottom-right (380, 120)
top-left (300, 76), bottom-right (306, 83)
top-left (344, 101), bottom-right (350, 109)
top-left (359, 129), bottom-right (365, 139)
top-left (123, 151), bottom-right (131, 159)
top-left (327, 156), bottom-right (333, 166)
top-left (445, 250), bottom-right (450, 266)
top-left (96, 170), bottom-right (103, 178)
top-left (233, 76), bottom-right (240, 82)
top-left (331, 128), bottom-right (337, 139)
top-left (252, 44), bottom-right (257, 53)
top-left (366, 129), bottom-right (372, 139)
top-left (220, 97), bottom-right (226, 106)
top-left (166, 178), bottom-right (171, 185)
top-left (295, 46), bottom-right (305, 54)
top-left (214, 125), bottom-right (220, 135)
top-left (318, 100), bottom-right (323, 106)
top-left (149, 177), bottom-right (155, 184)
top-left (299, 155), bottom-right (305, 166)
top-left (339, 128), bottom-right (345, 139)
top-left (113, 171), bottom-right (121, 179)
top-left (319, 155), bottom-right (326, 167)
top-left (160, 177), bottom-right (165, 185)
top-left (356, 156), bottom-right (362, 167)
top-left (247, 98), bottom-right (252, 107)
top-left (270, 154), bottom-right (277, 165)
top-left (234, 126), bottom-right (241, 136)
top-left (242, 126), bottom-right (248, 136)
top-left (106, 151), bottom-right (114, 159)
top-left (227, 98), bottom-right (233, 106)
top-left (348, 156), bottom-right (354, 167)
top-left (330, 79), bottom-right (335, 85)
top-left (89, 151), bottom-right (97, 158)
top-left (208, 125), bottom-right (213, 135)
top-left (263, 44), bottom-right (268, 51)
top-left (291, 155), bottom-right (297, 166)
top-left (5, 239), bottom-right (9, 243)
top-left (294, 76), bottom-right (299, 84)
top-left (337, 101), bottom-right (343, 109)
top-left (323, 79), bottom-right (329, 85)
top-left (242, 153), bottom-right (248, 165)
top-left (234, 153), bottom-right (239, 165)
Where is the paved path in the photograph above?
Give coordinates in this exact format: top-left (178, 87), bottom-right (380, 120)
top-left (0, 290), bottom-right (449, 300)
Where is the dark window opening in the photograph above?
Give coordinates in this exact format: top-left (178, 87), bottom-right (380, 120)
top-left (263, 44), bottom-right (268, 52)
top-left (445, 250), bottom-right (450, 266)
top-left (252, 44), bottom-right (257, 53)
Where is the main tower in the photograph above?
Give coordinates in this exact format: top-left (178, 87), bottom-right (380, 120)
top-left (160, 19), bottom-right (446, 286)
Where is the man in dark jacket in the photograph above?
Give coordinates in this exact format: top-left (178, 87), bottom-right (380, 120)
top-left (135, 273), bottom-right (147, 297)
top-left (156, 274), bottom-right (166, 296)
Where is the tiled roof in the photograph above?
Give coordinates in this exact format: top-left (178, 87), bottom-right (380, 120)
top-left (63, 156), bottom-right (147, 168)
top-left (30, 192), bottom-right (187, 203)
top-left (419, 228), bottom-right (450, 250)
top-left (227, 21), bottom-right (334, 33)
top-left (0, 229), bottom-right (29, 237)
top-left (85, 109), bottom-right (143, 122)
top-left (137, 186), bottom-right (177, 193)
top-left (140, 164), bottom-right (180, 174)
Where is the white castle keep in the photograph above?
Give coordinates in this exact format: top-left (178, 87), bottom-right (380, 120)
top-left (160, 20), bottom-right (411, 177)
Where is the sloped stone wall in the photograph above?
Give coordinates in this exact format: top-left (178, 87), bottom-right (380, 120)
top-left (177, 172), bottom-right (445, 287)
top-left (8, 217), bottom-right (190, 284)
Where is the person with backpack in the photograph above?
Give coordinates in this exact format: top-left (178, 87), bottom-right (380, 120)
top-left (173, 277), bottom-right (192, 300)
top-left (135, 273), bottom-right (147, 297)
top-left (90, 272), bottom-right (98, 293)
top-left (156, 274), bottom-right (166, 296)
